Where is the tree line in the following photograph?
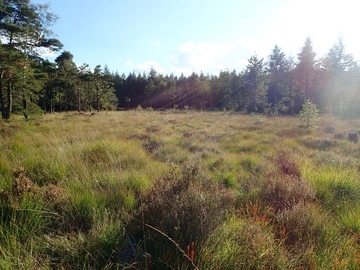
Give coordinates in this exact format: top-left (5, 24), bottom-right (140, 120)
top-left (115, 37), bottom-right (359, 117)
top-left (1, 1), bottom-right (360, 120)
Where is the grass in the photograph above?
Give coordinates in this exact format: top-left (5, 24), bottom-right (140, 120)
top-left (1, 110), bottom-right (360, 269)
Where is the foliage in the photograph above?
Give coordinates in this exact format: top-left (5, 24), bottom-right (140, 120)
top-left (298, 99), bottom-right (319, 128)
top-left (131, 159), bottom-right (235, 268)
top-left (0, 4), bottom-right (360, 119)
top-left (0, 0), bottom-right (62, 119)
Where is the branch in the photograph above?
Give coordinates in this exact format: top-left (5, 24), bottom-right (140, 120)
top-left (145, 223), bottom-right (199, 270)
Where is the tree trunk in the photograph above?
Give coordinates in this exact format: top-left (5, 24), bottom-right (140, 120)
top-left (253, 78), bottom-right (257, 112)
top-left (23, 94), bottom-right (28, 119)
top-left (58, 89), bottom-right (62, 112)
top-left (49, 88), bottom-right (53, 113)
top-left (0, 78), bottom-right (6, 119)
top-left (77, 86), bottom-right (81, 112)
top-left (5, 80), bottom-right (12, 119)
top-left (96, 87), bottom-right (100, 112)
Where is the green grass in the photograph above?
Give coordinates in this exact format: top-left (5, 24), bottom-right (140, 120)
top-left (1, 111), bottom-right (360, 269)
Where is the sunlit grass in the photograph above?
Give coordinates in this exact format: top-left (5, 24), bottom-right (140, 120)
top-left (2, 110), bottom-right (360, 269)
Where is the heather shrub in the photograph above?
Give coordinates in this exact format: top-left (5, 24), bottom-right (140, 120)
top-left (261, 173), bottom-right (315, 212)
top-left (260, 151), bottom-right (315, 212)
top-left (324, 126), bottom-right (335, 134)
top-left (303, 138), bottom-right (336, 151)
top-left (334, 133), bottom-right (345, 139)
top-left (274, 150), bottom-right (301, 178)
top-left (348, 132), bottom-right (359, 143)
top-left (275, 202), bottom-right (326, 247)
top-left (132, 158), bottom-right (236, 268)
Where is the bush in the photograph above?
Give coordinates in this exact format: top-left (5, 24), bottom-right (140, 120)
top-left (259, 151), bottom-right (315, 212)
top-left (348, 132), bottom-right (359, 143)
top-left (275, 202), bottom-right (326, 248)
top-left (298, 99), bottom-right (319, 128)
top-left (130, 159), bottom-right (236, 269)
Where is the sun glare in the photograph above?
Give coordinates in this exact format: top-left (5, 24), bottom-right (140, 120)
top-left (272, 0), bottom-right (359, 57)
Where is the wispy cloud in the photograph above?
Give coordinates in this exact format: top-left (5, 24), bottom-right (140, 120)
top-left (168, 41), bottom-right (252, 75)
top-left (154, 40), bottom-right (163, 46)
top-left (125, 60), bottom-right (166, 74)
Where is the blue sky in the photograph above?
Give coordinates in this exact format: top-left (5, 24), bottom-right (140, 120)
top-left (35, 0), bottom-right (359, 76)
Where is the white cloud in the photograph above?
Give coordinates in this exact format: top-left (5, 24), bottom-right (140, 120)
top-left (36, 47), bottom-right (58, 58)
top-left (1, 36), bottom-right (58, 59)
top-left (125, 60), bottom-right (135, 67)
top-left (154, 40), bottom-right (163, 46)
top-left (124, 60), bottom-right (166, 74)
top-left (169, 41), bottom-right (251, 75)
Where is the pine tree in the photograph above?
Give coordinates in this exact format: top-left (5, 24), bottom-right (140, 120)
top-left (243, 54), bottom-right (267, 112)
top-left (54, 51), bottom-right (78, 112)
top-left (295, 37), bottom-right (316, 101)
top-left (93, 65), bottom-right (117, 112)
top-left (266, 45), bottom-right (288, 111)
top-left (0, 0), bottom-right (62, 119)
top-left (324, 37), bottom-right (359, 116)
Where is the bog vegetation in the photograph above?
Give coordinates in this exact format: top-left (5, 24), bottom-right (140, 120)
top-left (2, 1), bottom-right (360, 269)
top-left (1, 110), bottom-right (360, 269)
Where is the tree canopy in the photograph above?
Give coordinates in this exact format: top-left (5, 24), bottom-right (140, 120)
top-left (1, 1), bottom-right (360, 119)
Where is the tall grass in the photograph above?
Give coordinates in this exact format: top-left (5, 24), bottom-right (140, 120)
top-left (1, 111), bottom-right (360, 268)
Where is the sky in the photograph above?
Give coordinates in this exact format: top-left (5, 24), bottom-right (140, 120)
top-left (34, 0), bottom-right (360, 76)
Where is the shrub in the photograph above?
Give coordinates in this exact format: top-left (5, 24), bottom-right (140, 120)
top-left (274, 150), bottom-right (301, 178)
top-left (275, 202), bottom-right (326, 248)
top-left (131, 159), bottom-right (236, 269)
top-left (334, 133), bottom-right (345, 139)
top-left (324, 126), bottom-right (335, 134)
top-left (260, 151), bottom-right (315, 212)
top-left (348, 132), bottom-right (359, 143)
top-left (261, 173), bottom-right (315, 212)
top-left (251, 112), bottom-right (265, 124)
top-left (303, 139), bottom-right (336, 151)
top-left (298, 99), bottom-right (319, 128)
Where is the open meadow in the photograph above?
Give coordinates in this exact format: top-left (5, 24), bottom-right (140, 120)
top-left (1, 110), bottom-right (360, 269)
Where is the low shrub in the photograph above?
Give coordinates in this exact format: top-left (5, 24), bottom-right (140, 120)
top-left (324, 126), bottom-right (336, 134)
top-left (129, 158), bottom-right (236, 269)
top-left (275, 202), bottom-right (326, 248)
top-left (261, 173), bottom-right (315, 212)
top-left (303, 139), bottom-right (336, 151)
top-left (260, 151), bottom-right (315, 212)
top-left (348, 132), bottom-right (359, 143)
